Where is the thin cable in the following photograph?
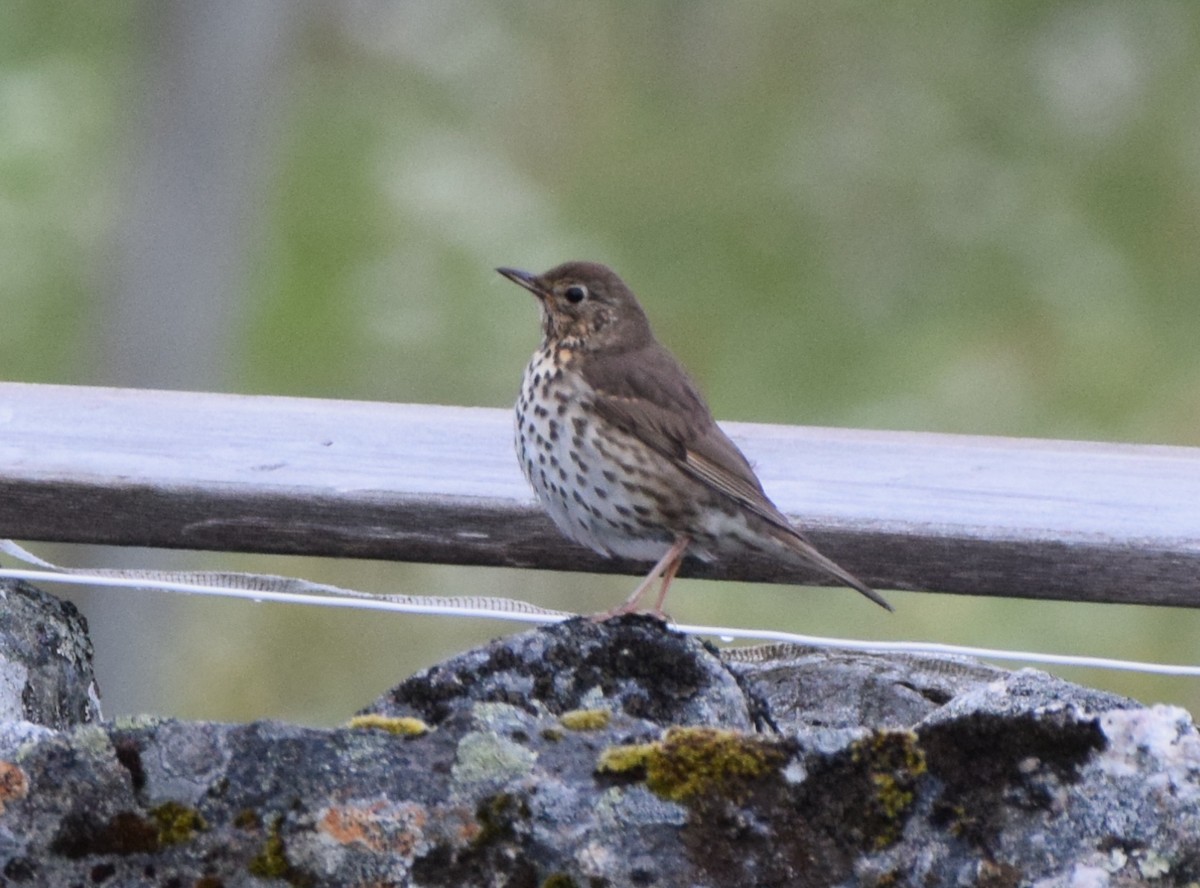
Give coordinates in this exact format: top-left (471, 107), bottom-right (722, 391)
top-left (2, 565), bottom-right (1199, 677)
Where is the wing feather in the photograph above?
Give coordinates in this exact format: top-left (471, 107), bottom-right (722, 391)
top-left (581, 343), bottom-right (791, 529)
top-left (581, 342), bottom-right (892, 611)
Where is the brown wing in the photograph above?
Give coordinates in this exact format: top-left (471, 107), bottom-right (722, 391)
top-left (582, 342), bottom-right (893, 611)
top-left (580, 342), bottom-right (793, 530)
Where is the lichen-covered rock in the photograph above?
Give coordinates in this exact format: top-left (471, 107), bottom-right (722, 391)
top-left (0, 585), bottom-right (1198, 887)
top-left (0, 580), bottom-right (99, 730)
top-left (367, 615), bottom-right (755, 730)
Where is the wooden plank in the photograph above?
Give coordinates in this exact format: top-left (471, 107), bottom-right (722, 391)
top-left (0, 382), bottom-right (1197, 606)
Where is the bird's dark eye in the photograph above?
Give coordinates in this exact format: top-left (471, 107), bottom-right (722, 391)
top-left (564, 285), bottom-right (587, 304)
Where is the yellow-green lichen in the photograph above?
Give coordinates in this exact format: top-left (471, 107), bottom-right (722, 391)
top-left (347, 714), bottom-right (430, 736)
top-left (453, 731), bottom-right (538, 785)
top-left (871, 771), bottom-right (915, 823)
top-left (851, 731), bottom-right (927, 848)
top-left (1135, 850), bottom-right (1171, 879)
top-left (248, 816), bottom-right (290, 880)
top-left (597, 726), bottom-right (784, 803)
top-left (150, 801), bottom-right (206, 845)
top-left (852, 729), bottom-right (926, 776)
top-left (559, 709), bottom-right (611, 732)
top-left (109, 714), bottom-right (162, 731)
top-left (596, 742), bottom-right (656, 776)
top-left (73, 725), bottom-right (118, 757)
top-left (541, 873), bottom-right (579, 888)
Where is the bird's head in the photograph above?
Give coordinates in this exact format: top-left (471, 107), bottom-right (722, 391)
top-left (497, 261), bottom-right (653, 352)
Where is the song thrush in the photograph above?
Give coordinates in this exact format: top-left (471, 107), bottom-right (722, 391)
top-left (497, 261), bottom-right (891, 617)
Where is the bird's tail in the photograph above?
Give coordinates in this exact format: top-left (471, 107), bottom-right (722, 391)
top-left (769, 525), bottom-right (893, 611)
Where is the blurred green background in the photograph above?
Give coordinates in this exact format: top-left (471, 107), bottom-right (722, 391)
top-left (3, 2), bottom-right (1198, 724)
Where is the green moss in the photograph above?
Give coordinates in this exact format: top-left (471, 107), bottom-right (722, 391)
top-left (248, 825), bottom-right (288, 879)
top-left (347, 714), bottom-right (430, 736)
top-left (870, 772), bottom-right (915, 839)
top-left (597, 727), bottom-right (784, 803)
top-left (150, 801), bottom-right (206, 846)
top-left (853, 730), bottom-right (926, 776)
top-left (247, 815), bottom-right (316, 886)
top-left (851, 731), bottom-right (927, 849)
top-left (541, 874), bottom-right (579, 888)
top-left (596, 741), bottom-right (656, 777)
top-left (559, 709), bottom-right (611, 731)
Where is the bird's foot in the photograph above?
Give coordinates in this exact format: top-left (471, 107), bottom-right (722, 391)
top-left (589, 536), bottom-right (689, 622)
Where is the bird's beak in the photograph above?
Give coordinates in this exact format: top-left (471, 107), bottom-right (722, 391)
top-left (496, 267), bottom-right (546, 299)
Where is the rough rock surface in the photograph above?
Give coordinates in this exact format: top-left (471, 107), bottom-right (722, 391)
top-left (0, 580), bottom-right (99, 730)
top-left (1, 578), bottom-right (1199, 887)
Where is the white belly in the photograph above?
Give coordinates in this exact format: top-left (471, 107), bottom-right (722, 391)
top-left (514, 350), bottom-right (678, 562)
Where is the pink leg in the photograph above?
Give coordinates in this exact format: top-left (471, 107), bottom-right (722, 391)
top-left (593, 536), bottom-right (691, 622)
top-left (648, 541), bottom-right (688, 618)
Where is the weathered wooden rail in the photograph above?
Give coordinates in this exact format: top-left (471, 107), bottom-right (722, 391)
top-left (0, 381), bottom-right (1196, 606)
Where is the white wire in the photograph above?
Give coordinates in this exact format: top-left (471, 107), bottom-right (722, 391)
top-left (3, 566), bottom-right (1199, 677)
top-left (0, 568), bottom-right (567, 623)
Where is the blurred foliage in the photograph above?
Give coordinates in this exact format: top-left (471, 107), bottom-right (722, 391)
top-left (2, 1), bottom-right (1199, 723)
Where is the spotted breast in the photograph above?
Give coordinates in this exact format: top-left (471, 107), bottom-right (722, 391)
top-left (514, 343), bottom-right (689, 562)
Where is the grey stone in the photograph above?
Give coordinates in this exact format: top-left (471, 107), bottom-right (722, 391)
top-left (0, 585), bottom-right (1198, 887)
top-left (0, 580), bottom-right (100, 730)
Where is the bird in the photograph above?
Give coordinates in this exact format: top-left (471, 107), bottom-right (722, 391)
top-left (496, 261), bottom-right (891, 618)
